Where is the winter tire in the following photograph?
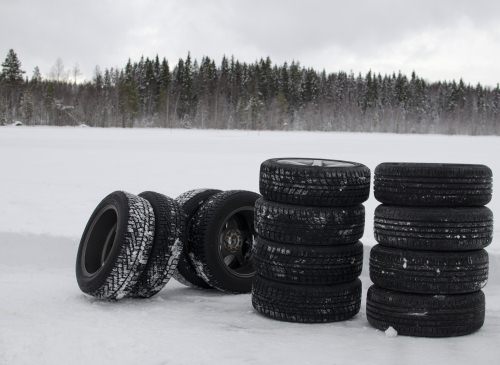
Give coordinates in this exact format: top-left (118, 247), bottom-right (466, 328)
top-left (259, 158), bottom-right (370, 207)
top-left (173, 188), bottom-right (222, 289)
top-left (374, 205), bottom-right (493, 251)
top-left (366, 285), bottom-right (485, 337)
top-left (128, 192), bottom-right (184, 298)
top-left (76, 191), bottom-right (155, 300)
top-left (189, 190), bottom-right (260, 293)
top-left (374, 163), bottom-right (492, 206)
top-left (369, 245), bottom-right (488, 294)
top-left (252, 276), bottom-right (361, 323)
top-left (253, 237), bottom-right (363, 285)
top-left (255, 198), bottom-right (364, 245)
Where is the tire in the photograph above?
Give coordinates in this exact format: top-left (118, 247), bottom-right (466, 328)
top-left (173, 189), bottom-right (222, 289)
top-left (128, 192), bottom-right (185, 298)
top-left (253, 237), bottom-right (363, 285)
top-left (255, 198), bottom-right (364, 245)
top-left (369, 245), bottom-right (488, 294)
top-left (374, 205), bottom-right (493, 251)
top-left (259, 158), bottom-right (370, 207)
top-left (189, 190), bottom-right (260, 293)
top-left (76, 191), bottom-right (155, 300)
top-left (374, 163), bottom-right (492, 206)
top-left (366, 285), bottom-right (485, 337)
top-left (252, 276), bottom-right (361, 323)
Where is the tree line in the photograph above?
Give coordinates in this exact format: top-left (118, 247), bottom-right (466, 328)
top-left (1, 49), bottom-right (499, 134)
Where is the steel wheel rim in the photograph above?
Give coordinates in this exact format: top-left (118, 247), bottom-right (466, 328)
top-left (217, 206), bottom-right (255, 278)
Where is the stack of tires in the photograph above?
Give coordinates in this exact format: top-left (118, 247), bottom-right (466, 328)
top-left (252, 158), bottom-right (371, 323)
top-left (367, 163), bottom-right (493, 337)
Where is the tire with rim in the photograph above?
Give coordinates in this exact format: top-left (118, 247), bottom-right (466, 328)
top-left (173, 188), bottom-right (222, 289)
top-left (374, 163), bottom-right (493, 206)
top-left (374, 205), bottom-right (493, 251)
top-left (255, 198), bottom-right (364, 245)
top-left (253, 237), bottom-right (363, 285)
top-left (128, 191), bottom-right (185, 298)
top-left (369, 244), bottom-right (488, 294)
top-left (366, 285), bottom-right (485, 337)
top-left (189, 190), bottom-right (260, 293)
top-left (259, 158), bottom-right (370, 207)
top-left (76, 191), bottom-right (155, 300)
top-left (252, 276), bottom-right (361, 323)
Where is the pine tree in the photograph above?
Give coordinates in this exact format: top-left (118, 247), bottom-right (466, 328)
top-left (179, 54), bottom-right (194, 122)
top-left (158, 58), bottom-right (171, 126)
top-left (1, 49), bottom-right (25, 84)
top-left (31, 66), bottom-right (42, 83)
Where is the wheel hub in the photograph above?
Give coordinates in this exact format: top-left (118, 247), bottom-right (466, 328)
top-left (223, 229), bottom-right (244, 252)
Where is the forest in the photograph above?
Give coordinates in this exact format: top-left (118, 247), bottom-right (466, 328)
top-left (1, 49), bottom-right (499, 135)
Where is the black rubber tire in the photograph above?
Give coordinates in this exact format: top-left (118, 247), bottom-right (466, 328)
top-left (252, 276), bottom-right (361, 323)
top-left (374, 205), bottom-right (493, 251)
top-left (76, 191), bottom-right (155, 300)
top-left (366, 285), bottom-right (485, 337)
top-left (253, 237), bottom-right (363, 285)
top-left (128, 192), bottom-right (185, 298)
top-left (374, 163), bottom-right (492, 206)
top-left (189, 190), bottom-right (260, 293)
top-left (369, 244), bottom-right (488, 294)
top-left (173, 189), bottom-right (222, 289)
top-left (259, 158), bottom-right (370, 207)
top-left (255, 198), bottom-right (364, 245)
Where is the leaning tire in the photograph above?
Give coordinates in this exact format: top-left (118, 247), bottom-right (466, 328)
top-left (374, 205), bottom-right (493, 251)
top-left (259, 158), bottom-right (370, 207)
top-left (128, 192), bottom-right (185, 298)
top-left (189, 190), bottom-right (260, 293)
top-left (253, 237), bottom-right (363, 285)
top-left (374, 163), bottom-right (492, 206)
top-left (369, 245), bottom-right (488, 294)
top-left (76, 191), bottom-right (155, 300)
top-left (252, 276), bottom-right (361, 323)
top-left (366, 285), bottom-right (485, 337)
top-left (255, 198), bottom-right (364, 245)
top-left (173, 189), bottom-right (222, 289)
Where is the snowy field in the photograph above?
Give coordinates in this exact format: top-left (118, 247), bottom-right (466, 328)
top-left (0, 127), bottom-right (499, 364)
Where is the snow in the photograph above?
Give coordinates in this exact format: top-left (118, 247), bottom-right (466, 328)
top-left (385, 326), bottom-right (398, 337)
top-left (0, 127), bottom-right (499, 364)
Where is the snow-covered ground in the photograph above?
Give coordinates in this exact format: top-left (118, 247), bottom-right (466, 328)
top-left (0, 127), bottom-right (499, 364)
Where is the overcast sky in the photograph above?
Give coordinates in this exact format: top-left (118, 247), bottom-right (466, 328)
top-left (1, 0), bottom-right (499, 86)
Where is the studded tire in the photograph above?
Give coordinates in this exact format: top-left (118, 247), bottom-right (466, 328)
top-left (76, 191), bottom-right (155, 300)
top-left (128, 191), bottom-right (185, 298)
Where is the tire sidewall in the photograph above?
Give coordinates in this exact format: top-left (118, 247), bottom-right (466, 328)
top-left (76, 192), bottom-right (129, 295)
top-left (192, 191), bottom-right (259, 293)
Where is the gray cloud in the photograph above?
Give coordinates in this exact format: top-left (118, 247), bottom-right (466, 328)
top-left (1, 0), bottom-right (499, 85)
